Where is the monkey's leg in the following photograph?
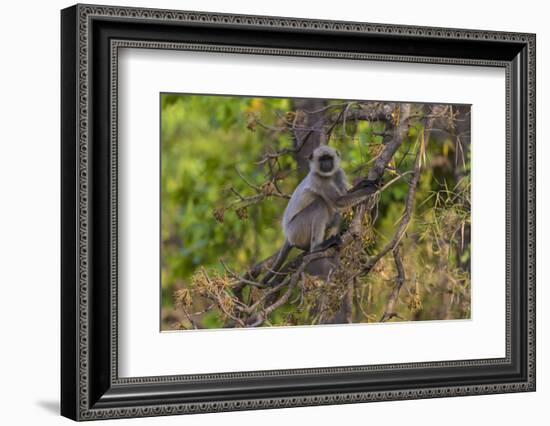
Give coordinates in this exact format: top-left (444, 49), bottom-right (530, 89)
top-left (312, 212), bottom-right (342, 251)
top-left (325, 212), bottom-right (341, 237)
top-left (306, 210), bottom-right (336, 280)
top-left (261, 240), bottom-right (292, 285)
top-left (261, 202), bottom-right (318, 286)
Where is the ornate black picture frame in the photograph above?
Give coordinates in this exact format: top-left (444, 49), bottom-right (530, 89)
top-left (61, 4), bottom-right (536, 421)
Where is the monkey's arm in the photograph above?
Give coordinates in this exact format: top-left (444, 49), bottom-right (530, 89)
top-left (335, 178), bottom-right (381, 209)
top-left (285, 187), bottom-right (319, 224)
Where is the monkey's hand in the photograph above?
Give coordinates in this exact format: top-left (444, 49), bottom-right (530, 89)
top-left (336, 177), bottom-right (382, 209)
top-left (349, 176), bottom-right (383, 193)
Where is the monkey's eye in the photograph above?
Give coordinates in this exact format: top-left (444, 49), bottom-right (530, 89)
top-left (308, 153), bottom-right (313, 161)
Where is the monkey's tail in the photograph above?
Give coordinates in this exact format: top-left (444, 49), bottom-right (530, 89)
top-left (262, 240), bottom-right (292, 285)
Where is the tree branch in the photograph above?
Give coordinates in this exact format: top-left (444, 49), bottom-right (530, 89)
top-left (380, 246), bottom-right (406, 322)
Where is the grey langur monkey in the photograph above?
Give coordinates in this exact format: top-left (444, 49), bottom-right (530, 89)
top-left (262, 145), bottom-right (349, 284)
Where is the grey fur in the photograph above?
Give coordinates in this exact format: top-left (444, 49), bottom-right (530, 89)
top-left (263, 146), bottom-right (348, 283)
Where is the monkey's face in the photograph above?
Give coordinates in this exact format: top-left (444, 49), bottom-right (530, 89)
top-left (309, 145), bottom-right (341, 177)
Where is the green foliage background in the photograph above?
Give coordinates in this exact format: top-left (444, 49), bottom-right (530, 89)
top-left (161, 94), bottom-right (471, 329)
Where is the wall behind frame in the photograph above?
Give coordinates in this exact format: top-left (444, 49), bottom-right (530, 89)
top-left (0, 0), bottom-right (546, 425)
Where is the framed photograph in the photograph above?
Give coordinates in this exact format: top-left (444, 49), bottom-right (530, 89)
top-left (61, 4), bottom-right (536, 421)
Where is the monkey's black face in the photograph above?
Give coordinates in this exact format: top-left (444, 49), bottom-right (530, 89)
top-left (310, 146), bottom-right (340, 176)
top-left (318, 155), bottom-right (334, 173)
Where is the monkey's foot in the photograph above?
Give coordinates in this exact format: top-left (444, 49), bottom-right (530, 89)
top-left (315, 235), bottom-right (342, 251)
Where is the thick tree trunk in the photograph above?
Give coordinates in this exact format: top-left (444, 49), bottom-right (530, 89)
top-left (291, 98), bottom-right (326, 176)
